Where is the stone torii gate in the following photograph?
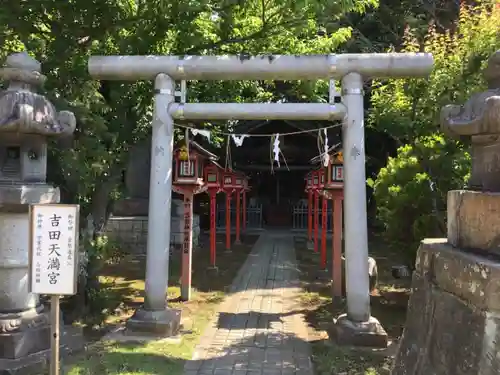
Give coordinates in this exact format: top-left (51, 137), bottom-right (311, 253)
top-left (88, 53), bottom-right (433, 344)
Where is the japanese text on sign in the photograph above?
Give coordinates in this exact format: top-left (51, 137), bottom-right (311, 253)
top-left (29, 204), bottom-right (79, 295)
top-left (183, 197), bottom-right (192, 255)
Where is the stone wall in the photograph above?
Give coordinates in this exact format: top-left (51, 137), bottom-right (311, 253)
top-left (105, 216), bottom-right (148, 255)
top-left (392, 239), bottom-right (500, 375)
top-left (105, 199), bottom-right (201, 255)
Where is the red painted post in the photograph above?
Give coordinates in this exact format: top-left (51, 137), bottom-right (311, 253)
top-left (242, 190), bottom-right (247, 232)
top-left (181, 194), bottom-right (193, 301)
top-left (314, 190), bottom-right (319, 253)
top-left (209, 190), bottom-right (217, 267)
top-left (332, 195), bottom-right (343, 299)
top-left (225, 191), bottom-right (232, 251)
top-left (235, 191), bottom-right (241, 244)
top-left (307, 190), bottom-right (313, 241)
top-left (321, 196), bottom-right (328, 269)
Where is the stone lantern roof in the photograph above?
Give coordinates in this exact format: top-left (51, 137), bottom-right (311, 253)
top-left (440, 49), bottom-right (500, 191)
top-left (0, 52), bottom-right (76, 135)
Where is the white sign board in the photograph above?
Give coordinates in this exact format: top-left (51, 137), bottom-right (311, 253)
top-left (29, 204), bottom-right (79, 295)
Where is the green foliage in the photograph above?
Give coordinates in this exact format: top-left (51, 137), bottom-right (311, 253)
top-left (369, 1), bottom-right (500, 253)
top-left (0, 0), bottom-right (378, 219)
top-left (74, 234), bottom-right (123, 317)
top-left (86, 235), bottom-right (123, 269)
top-left (369, 135), bottom-right (470, 252)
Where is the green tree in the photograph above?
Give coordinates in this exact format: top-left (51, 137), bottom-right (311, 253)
top-left (0, 0), bottom-right (377, 227)
top-left (0, 0), bottom-right (378, 312)
top-left (369, 1), bottom-right (500, 255)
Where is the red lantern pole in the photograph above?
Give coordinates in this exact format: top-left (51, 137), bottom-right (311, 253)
top-left (181, 193), bottom-right (194, 301)
top-left (307, 189), bottom-right (313, 241)
top-left (225, 191), bottom-right (232, 251)
top-left (209, 189), bottom-right (217, 268)
top-left (242, 190), bottom-right (247, 233)
top-left (321, 195), bottom-right (328, 269)
top-left (235, 190), bottom-right (241, 244)
top-left (332, 194), bottom-right (343, 299)
top-left (313, 190), bottom-right (319, 253)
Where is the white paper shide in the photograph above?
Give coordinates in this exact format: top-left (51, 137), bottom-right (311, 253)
top-left (30, 204), bottom-right (79, 295)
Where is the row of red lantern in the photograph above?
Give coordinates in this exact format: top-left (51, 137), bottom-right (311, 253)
top-left (172, 144), bottom-right (250, 192)
top-left (304, 152), bottom-right (344, 299)
top-left (305, 153), bottom-right (344, 193)
top-left (204, 164), bottom-right (250, 193)
top-left (172, 142), bottom-right (251, 302)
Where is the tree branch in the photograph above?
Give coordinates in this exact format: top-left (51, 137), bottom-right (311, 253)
top-left (185, 17), bottom-right (310, 54)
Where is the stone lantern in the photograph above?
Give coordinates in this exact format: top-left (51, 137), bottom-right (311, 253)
top-left (441, 50), bottom-right (500, 191)
top-left (0, 52), bottom-right (76, 364)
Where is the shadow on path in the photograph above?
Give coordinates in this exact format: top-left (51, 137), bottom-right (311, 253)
top-left (185, 331), bottom-right (312, 375)
top-left (216, 311), bottom-right (306, 331)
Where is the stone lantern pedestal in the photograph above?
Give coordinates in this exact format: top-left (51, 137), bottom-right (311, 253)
top-left (0, 53), bottom-right (83, 373)
top-left (393, 51), bottom-right (500, 375)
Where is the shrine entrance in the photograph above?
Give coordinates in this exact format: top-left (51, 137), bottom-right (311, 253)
top-left (262, 171), bottom-right (293, 227)
top-left (88, 51), bottom-right (433, 339)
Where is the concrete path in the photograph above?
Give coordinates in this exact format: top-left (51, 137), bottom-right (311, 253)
top-left (184, 231), bottom-right (314, 375)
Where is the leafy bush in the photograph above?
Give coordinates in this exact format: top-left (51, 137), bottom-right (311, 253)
top-left (369, 135), bottom-right (469, 257)
top-left (369, 2), bottom-right (500, 256)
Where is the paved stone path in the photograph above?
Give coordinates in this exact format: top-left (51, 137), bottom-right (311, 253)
top-left (184, 231), bottom-right (314, 375)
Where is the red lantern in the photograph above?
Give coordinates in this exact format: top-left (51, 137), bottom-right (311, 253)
top-left (204, 162), bottom-right (222, 191)
top-left (234, 170), bottom-right (246, 245)
top-left (312, 170), bottom-right (320, 190)
top-left (172, 140), bottom-right (218, 301)
top-left (304, 171), bottom-right (313, 192)
top-left (221, 169), bottom-right (247, 248)
top-left (318, 168), bottom-right (326, 191)
top-left (324, 151), bottom-right (344, 191)
top-left (203, 161), bottom-right (223, 270)
top-left (173, 141), bottom-right (218, 194)
top-left (221, 169), bottom-right (246, 191)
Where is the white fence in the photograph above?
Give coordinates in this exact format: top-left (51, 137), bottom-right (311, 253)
top-left (215, 199), bottom-right (334, 232)
top-left (216, 203), bottom-right (264, 231)
top-left (292, 199), bottom-right (333, 232)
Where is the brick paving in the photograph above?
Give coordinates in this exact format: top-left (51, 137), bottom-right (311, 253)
top-left (184, 231), bottom-right (314, 375)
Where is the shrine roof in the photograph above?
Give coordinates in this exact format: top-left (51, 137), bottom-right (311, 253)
top-left (309, 145), bottom-right (342, 164)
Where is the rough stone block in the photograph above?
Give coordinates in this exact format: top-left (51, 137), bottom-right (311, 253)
top-left (331, 314), bottom-right (388, 348)
top-left (448, 190), bottom-right (500, 253)
top-left (0, 326), bottom-right (84, 375)
top-left (416, 239), bottom-right (500, 312)
top-left (394, 240), bottom-right (500, 375)
top-left (0, 325), bottom-right (51, 360)
top-left (126, 307), bottom-right (181, 337)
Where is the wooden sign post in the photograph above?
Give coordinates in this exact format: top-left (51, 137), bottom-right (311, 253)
top-left (28, 204), bottom-right (79, 375)
top-left (181, 195), bottom-right (194, 300)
